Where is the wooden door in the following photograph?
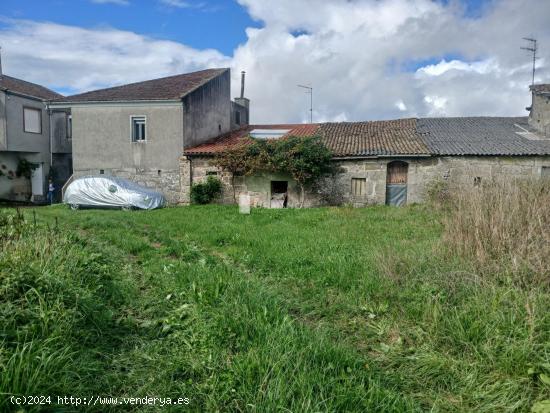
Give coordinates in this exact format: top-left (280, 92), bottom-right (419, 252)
top-left (386, 161), bottom-right (408, 184)
top-left (386, 161), bottom-right (408, 206)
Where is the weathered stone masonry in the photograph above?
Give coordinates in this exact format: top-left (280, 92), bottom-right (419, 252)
top-left (180, 155), bottom-right (550, 207)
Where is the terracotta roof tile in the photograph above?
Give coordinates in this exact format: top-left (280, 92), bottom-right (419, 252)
top-left (56, 68), bottom-right (228, 103)
top-left (0, 75), bottom-right (63, 100)
top-left (184, 124), bottom-right (320, 155)
top-left (320, 118), bottom-right (428, 156)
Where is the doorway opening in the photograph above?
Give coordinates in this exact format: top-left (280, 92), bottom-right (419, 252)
top-left (385, 161), bottom-right (408, 206)
top-left (270, 181), bottom-right (288, 208)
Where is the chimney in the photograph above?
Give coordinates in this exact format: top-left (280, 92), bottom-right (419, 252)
top-left (528, 84), bottom-right (550, 135)
top-left (240, 70), bottom-right (245, 98)
top-left (234, 70), bottom-right (250, 125)
top-left (0, 46), bottom-right (3, 78)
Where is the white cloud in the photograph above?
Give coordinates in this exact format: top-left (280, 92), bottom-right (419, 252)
top-left (396, 100), bottom-right (407, 111)
top-left (91, 0), bottom-right (130, 5)
top-left (158, 0), bottom-right (191, 8)
top-left (415, 59), bottom-right (499, 77)
top-left (0, 19), bottom-right (229, 93)
top-left (0, 0), bottom-right (549, 122)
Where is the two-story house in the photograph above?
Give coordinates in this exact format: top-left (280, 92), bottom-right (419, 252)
top-left (49, 68), bottom-right (249, 203)
top-left (0, 70), bottom-right (72, 203)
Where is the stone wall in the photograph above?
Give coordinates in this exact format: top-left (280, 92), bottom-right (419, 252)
top-left (529, 91), bottom-right (550, 135)
top-left (74, 168), bottom-right (181, 204)
top-left (181, 155), bottom-right (550, 207)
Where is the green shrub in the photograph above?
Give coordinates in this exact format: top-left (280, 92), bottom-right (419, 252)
top-left (190, 176), bottom-right (223, 204)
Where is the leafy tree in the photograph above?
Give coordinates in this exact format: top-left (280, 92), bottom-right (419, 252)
top-left (215, 135), bottom-right (333, 208)
top-left (271, 136), bottom-right (333, 207)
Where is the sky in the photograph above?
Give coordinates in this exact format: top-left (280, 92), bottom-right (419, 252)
top-left (0, 0), bottom-right (549, 123)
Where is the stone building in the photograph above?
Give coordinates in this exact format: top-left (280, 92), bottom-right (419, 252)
top-left (49, 68), bottom-right (249, 203)
top-left (181, 84), bottom-right (550, 207)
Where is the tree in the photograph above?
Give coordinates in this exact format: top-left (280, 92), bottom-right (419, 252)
top-left (271, 136), bottom-right (333, 207)
top-left (215, 146), bottom-right (249, 202)
top-left (215, 136), bottom-right (333, 208)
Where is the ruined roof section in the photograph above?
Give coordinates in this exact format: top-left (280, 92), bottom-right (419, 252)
top-left (184, 124), bottom-right (320, 155)
top-left (530, 84), bottom-right (550, 94)
top-left (0, 75), bottom-right (63, 100)
top-left (320, 118), bottom-right (429, 156)
top-left (57, 68), bottom-right (228, 103)
top-left (418, 117), bottom-right (550, 156)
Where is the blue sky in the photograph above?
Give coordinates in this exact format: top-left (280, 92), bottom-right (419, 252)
top-left (0, 0), bottom-right (490, 56)
top-left (0, 0), bottom-right (547, 122)
top-left (0, 0), bottom-right (260, 55)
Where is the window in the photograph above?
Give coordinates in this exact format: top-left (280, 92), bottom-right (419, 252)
top-left (23, 107), bottom-right (42, 134)
top-left (542, 166), bottom-right (550, 178)
top-left (131, 116), bottom-right (146, 142)
top-left (206, 171), bottom-right (218, 176)
top-left (235, 111), bottom-right (241, 125)
top-left (473, 177), bottom-right (482, 187)
top-left (351, 178), bottom-right (366, 196)
top-left (66, 114), bottom-right (72, 139)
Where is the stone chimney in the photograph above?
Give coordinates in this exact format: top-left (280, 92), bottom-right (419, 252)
top-left (528, 84), bottom-right (550, 136)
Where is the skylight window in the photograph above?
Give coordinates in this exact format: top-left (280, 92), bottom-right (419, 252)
top-left (249, 129), bottom-right (290, 140)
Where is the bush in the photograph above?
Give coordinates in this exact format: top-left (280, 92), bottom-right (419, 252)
top-left (442, 178), bottom-right (550, 288)
top-left (191, 176), bottom-right (223, 204)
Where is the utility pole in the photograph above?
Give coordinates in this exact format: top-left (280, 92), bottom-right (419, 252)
top-left (521, 37), bottom-right (538, 86)
top-left (297, 84), bottom-right (313, 123)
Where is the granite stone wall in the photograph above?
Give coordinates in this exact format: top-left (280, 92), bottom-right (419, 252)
top-left (74, 168), bottom-right (181, 204)
top-left (180, 155), bottom-right (550, 207)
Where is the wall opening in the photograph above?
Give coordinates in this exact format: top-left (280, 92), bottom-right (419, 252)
top-left (385, 161), bottom-right (408, 206)
top-left (270, 181), bottom-right (288, 208)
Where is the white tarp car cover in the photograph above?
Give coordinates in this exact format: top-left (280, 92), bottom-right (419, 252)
top-left (63, 176), bottom-right (166, 210)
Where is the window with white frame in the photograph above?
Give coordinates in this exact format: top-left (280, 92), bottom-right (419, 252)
top-left (23, 107), bottom-right (42, 134)
top-left (131, 116), bottom-right (146, 142)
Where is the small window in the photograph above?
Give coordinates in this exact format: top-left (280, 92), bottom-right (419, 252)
top-left (542, 166), bottom-right (550, 178)
top-left (235, 111), bottom-right (241, 125)
top-left (157, 169), bottom-right (162, 176)
top-left (131, 116), bottom-right (146, 142)
top-left (23, 107), bottom-right (42, 134)
top-left (66, 114), bottom-right (72, 139)
top-left (206, 171), bottom-right (218, 176)
top-left (99, 169), bottom-right (105, 175)
top-left (473, 177), bottom-right (482, 187)
top-left (351, 178), bottom-right (366, 196)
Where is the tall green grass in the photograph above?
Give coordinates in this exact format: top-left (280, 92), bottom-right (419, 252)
top-left (3, 202), bottom-right (549, 412)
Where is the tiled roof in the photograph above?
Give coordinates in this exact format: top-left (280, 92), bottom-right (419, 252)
top-left (0, 75), bottom-right (63, 100)
top-left (418, 117), bottom-right (550, 156)
top-left (56, 68), bottom-right (228, 103)
top-left (184, 124), bottom-right (320, 155)
top-left (320, 118), bottom-right (428, 156)
top-left (185, 116), bottom-right (550, 158)
top-left (185, 120), bottom-right (428, 157)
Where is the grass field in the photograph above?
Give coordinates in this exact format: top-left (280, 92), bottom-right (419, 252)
top-left (1, 204), bottom-right (549, 412)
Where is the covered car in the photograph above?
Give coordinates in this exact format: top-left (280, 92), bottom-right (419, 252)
top-left (63, 176), bottom-right (166, 210)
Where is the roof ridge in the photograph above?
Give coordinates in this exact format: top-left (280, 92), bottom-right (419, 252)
top-left (56, 68), bottom-right (228, 102)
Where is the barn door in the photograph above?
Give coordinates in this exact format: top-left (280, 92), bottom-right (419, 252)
top-left (385, 161), bottom-right (408, 206)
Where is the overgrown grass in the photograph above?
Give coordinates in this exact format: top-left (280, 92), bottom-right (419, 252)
top-left (441, 178), bottom-right (550, 288)
top-left (1, 199), bottom-right (549, 412)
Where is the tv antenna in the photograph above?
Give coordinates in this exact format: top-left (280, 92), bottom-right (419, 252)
top-left (521, 37), bottom-right (538, 86)
top-left (297, 84), bottom-right (313, 123)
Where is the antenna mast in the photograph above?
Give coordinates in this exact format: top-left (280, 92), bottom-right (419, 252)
top-left (297, 84), bottom-right (313, 123)
top-left (521, 37), bottom-right (537, 86)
